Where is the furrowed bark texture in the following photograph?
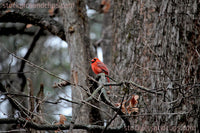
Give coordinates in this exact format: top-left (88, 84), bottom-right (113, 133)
top-left (112, 0), bottom-right (200, 132)
top-left (62, 0), bottom-right (97, 133)
top-left (101, 1), bottom-right (113, 65)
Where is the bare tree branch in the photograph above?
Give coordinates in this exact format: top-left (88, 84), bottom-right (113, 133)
top-left (0, 118), bottom-right (136, 132)
top-left (27, 78), bottom-right (34, 116)
top-left (0, 83), bottom-right (29, 117)
top-left (98, 73), bottom-right (130, 128)
top-left (103, 81), bottom-right (162, 95)
top-left (0, 25), bottom-right (48, 36)
top-left (2, 46), bottom-right (71, 85)
top-left (69, 84), bottom-right (104, 132)
top-left (102, 93), bottom-right (127, 133)
top-left (18, 28), bottom-right (42, 92)
top-left (0, 9), bottom-right (65, 40)
top-left (100, 87), bottom-right (131, 128)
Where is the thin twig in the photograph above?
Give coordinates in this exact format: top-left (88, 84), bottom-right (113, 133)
top-left (0, 83), bottom-right (29, 118)
top-left (129, 81), bottom-right (162, 94)
top-left (2, 92), bottom-right (60, 104)
top-left (98, 73), bottom-right (130, 127)
top-left (69, 85), bottom-right (104, 132)
top-left (0, 71), bottom-right (36, 74)
top-left (102, 93), bottom-right (127, 133)
top-left (126, 112), bottom-right (190, 117)
top-left (2, 45), bottom-right (71, 85)
top-left (18, 28), bottom-right (42, 92)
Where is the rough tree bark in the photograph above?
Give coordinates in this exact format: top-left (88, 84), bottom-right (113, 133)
top-left (112, 0), bottom-right (200, 132)
top-left (62, 0), bottom-right (100, 132)
top-left (101, 5), bottom-right (113, 65)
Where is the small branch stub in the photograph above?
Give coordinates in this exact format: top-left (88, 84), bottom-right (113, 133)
top-left (68, 26), bottom-right (75, 33)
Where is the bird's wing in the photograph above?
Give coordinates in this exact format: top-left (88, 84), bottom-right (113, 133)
top-left (97, 62), bottom-right (109, 75)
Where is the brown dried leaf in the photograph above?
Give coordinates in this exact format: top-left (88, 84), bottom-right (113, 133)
top-left (55, 114), bottom-right (67, 125)
top-left (127, 105), bottom-right (139, 115)
top-left (53, 81), bottom-right (70, 88)
top-left (101, 0), bottom-right (111, 13)
top-left (48, 7), bottom-right (54, 16)
top-left (115, 101), bottom-right (126, 114)
top-left (127, 95), bottom-right (139, 114)
top-left (129, 95), bottom-right (139, 107)
top-left (115, 95), bottom-right (139, 115)
top-left (5, 10), bottom-right (11, 13)
top-left (72, 70), bottom-right (78, 85)
top-left (59, 114), bottom-right (67, 124)
top-left (26, 24), bottom-right (32, 29)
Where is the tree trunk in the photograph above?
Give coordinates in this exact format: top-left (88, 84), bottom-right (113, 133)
top-left (101, 2), bottom-right (113, 65)
top-left (112, 0), bottom-right (200, 131)
top-left (62, 0), bottom-right (99, 132)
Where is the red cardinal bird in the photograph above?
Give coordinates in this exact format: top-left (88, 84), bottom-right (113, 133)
top-left (91, 57), bottom-right (110, 83)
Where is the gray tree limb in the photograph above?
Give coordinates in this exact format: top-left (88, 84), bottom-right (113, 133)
top-left (0, 118), bottom-right (136, 133)
top-left (0, 9), bottom-right (65, 40)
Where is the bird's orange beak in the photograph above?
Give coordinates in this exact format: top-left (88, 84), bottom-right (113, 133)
top-left (89, 58), bottom-right (93, 62)
top-left (91, 59), bottom-right (94, 63)
top-left (91, 58), bottom-right (98, 63)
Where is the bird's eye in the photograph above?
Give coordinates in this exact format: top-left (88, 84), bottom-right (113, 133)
top-left (91, 58), bottom-right (96, 63)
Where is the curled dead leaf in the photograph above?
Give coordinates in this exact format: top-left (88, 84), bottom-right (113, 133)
top-left (127, 105), bottom-right (139, 115)
top-left (26, 24), bottom-right (32, 29)
top-left (101, 0), bottom-right (111, 13)
top-left (115, 94), bottom-right (139, 115)
top-left (127, 95), bottom-right (139, 114)
top-left (54, 114), bottom-right (67, 133)
top-left (129, 95), bottom-right (139, 107)
top-left (53, 81), bottom-right (70, 88)
top-left (59, 114), bottom-right (67, 125)
top-left (72, 70), bottom-right (78, 85)
top-left (115, 101), bottom-right (126, 114)
top-left (107, 91), bottom-right (110, 94)
top-left (55, 114), bottom-right (67, 125)
top-left (48, 7), bottom-right (54, 16)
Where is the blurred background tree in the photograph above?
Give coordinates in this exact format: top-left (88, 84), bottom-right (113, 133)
top-left (0, 1), bottom-right (70, 131)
